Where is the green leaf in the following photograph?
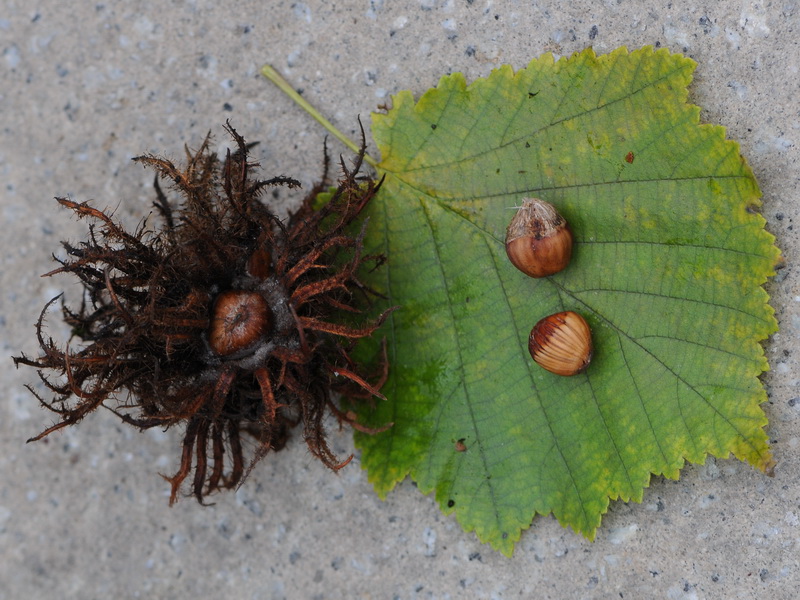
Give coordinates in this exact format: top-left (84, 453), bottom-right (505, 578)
top-left (353, 46), bottom-right (779, 555)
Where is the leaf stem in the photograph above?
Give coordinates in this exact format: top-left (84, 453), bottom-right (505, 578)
top-left (260, 64), bottom-right (379, 169)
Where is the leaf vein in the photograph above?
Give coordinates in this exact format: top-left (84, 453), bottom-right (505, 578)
top-left (418, 198), bottom-right (504, 531)
top-left (388, 59), bottom-right (691, 175)
top-left (484, 235), bottom-right (594, 529)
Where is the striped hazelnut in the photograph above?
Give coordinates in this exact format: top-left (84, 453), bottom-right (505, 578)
top-left (529, 311), bottom-right (592, 376)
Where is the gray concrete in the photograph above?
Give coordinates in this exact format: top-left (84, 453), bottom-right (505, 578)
top-left (1, 1), bottom-right (798, 598)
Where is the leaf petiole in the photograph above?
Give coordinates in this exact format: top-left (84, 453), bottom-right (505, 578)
top-left (261, 64), bottom-right (380, 169)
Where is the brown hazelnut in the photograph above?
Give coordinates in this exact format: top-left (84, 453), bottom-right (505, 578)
top-left (247, 248), bottom-right (272, 280)
top-left (209, 290), bottom-right (273, 356)
top-left (529, 311), bottom-right (592, 376)
top-left (505, 198), bottom-right (573, 278)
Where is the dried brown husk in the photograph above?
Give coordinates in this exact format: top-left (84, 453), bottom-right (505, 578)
top-left (14, 122), bottom-right (393, 504)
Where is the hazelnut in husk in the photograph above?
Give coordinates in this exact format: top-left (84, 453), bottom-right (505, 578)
top-left (505, 198), bottom-right (573, 278)
top-left (13, 123), bottom-right (394, 505)
top-left (208, 290), bottom-right (273, 357)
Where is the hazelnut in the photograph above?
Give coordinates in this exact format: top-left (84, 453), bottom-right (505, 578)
top-left (209, 290), bottom-right (273, 356)
top-left (247, 248), bottom-right (272, 280)
top-left (505, 198), bottom-right (573, 277)
top-left (529, 311), bottom-right (592, 376)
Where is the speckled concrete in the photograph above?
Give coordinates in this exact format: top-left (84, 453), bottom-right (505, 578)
top-left (1, 1), bottom-right (798, 598)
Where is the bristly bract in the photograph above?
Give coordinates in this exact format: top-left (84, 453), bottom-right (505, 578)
top-left (14, 122), bottom-right (394, 504)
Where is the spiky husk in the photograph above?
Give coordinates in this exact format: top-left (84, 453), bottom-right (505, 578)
top-left (14, 123), bottom-right (393, 504)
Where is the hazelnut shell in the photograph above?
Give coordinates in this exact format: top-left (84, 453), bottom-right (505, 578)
top-left (505, 198), bottom-right (573, 278)
top-left (529, 311), bottom-right (592, 376)
top-left (209, 290), bottom-right (273, 356)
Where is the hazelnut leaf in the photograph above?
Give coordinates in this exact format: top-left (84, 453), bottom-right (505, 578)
top-left (353, 46), bottom-right (779, 555)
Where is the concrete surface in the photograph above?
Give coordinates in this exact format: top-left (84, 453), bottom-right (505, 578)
top-left (1, 1), bottom-right (799, 598)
